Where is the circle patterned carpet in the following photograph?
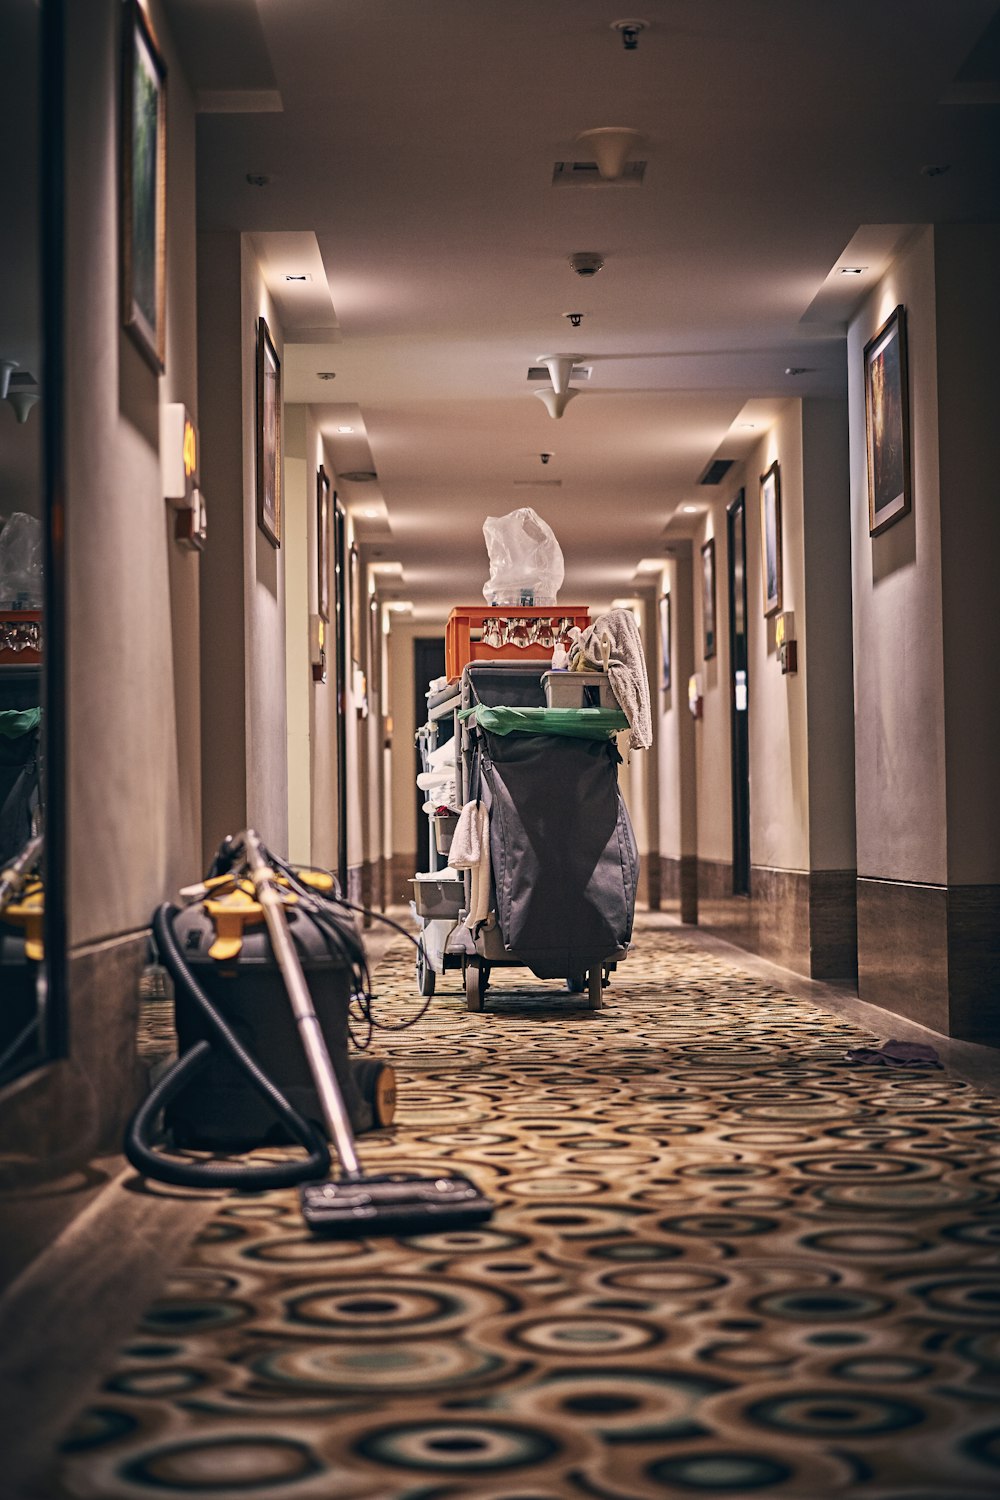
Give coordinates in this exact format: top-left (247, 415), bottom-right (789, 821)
top-left (48, 924), bottom-right (1000, 1498)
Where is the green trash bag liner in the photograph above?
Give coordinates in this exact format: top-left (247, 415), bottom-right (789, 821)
top-left (460, 704), bottom-right (628, 740)
top-left (0, 708), bottom-right (41, 739)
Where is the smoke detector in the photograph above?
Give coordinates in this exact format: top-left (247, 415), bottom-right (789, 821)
top-left (568, 252), bottom-right (604, 278)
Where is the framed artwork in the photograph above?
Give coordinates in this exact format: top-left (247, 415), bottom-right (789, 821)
top-left (349, 542), bottom-right (362, 666)
top-left (864, 304), bottom-right (911, 536)
top-left (701, 538), bottom-right (716, 660)
top-left (255, 317), bottom-right (282, 546)
top-left (121, 0), bottom-right (167, 373)
top-left (316, 466), bottom-right (331, 621)
top-left (659, 591), bottom-right (671, 691)
top-left (759, 459), bottom-right (782, 618)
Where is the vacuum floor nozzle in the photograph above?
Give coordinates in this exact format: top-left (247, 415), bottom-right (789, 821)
top-left (300, 1172), bottom-right (494, 1238)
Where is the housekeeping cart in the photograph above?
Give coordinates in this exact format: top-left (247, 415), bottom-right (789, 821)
top-left (409, 677), bottom-right (466, 998)
top-left (455, 661), bottom-right (639, 1012)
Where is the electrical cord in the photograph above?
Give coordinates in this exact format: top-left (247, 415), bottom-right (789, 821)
top-left (265, 852), bottom-right (437, 1036)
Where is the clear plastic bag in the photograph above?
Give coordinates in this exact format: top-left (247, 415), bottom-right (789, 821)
top-left (482, 507), bottom-right (564, 607)
top-left (0, 512), bottom-right (43, 608)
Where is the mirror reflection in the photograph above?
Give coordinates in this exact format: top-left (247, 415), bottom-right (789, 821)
top-left (0, 0), bottom-right (47, 1087)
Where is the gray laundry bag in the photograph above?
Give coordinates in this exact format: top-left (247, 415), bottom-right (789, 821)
top-left (477, 728), bottom-right (638, 980)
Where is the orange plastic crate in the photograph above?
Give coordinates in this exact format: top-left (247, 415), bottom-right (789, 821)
top-left (445, 605), bottom-right (590, 681)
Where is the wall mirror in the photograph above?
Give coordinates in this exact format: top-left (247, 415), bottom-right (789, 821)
top-left (0, 0), bottom-right (65, 1091)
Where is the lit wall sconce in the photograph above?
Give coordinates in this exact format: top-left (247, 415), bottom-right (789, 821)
top-left (775, 610), bottom-right (797, 674)
top-left (310, 614), bottom-right (326, 683)
top-left (688, 673), bottom-right (703, 718)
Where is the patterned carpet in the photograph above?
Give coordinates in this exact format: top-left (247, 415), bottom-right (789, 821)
top-left (46, 923), bottom-right (1000, 1499)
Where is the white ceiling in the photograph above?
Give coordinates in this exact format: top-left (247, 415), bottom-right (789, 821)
top-left (169, 0), bottom-right (1000, 615)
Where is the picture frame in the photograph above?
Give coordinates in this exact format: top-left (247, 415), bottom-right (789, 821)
top-left (349, 542), bottom-right (362, 667)
top-left (701, 538), bottom-right (716, 660)
top-left (120, 0), bottom-right (167, 373)
top-left (659, 591), bottom-right (671, 691)
top-left (255, 317), bottom-right (282, 546)
top-left (864, 304), bottom-right (911, 536)
top-left (316, 465), bottom-right (331, 621)
top-left (759, 459), bottom-right (782, 618)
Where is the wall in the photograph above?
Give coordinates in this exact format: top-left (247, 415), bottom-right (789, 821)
top-left (848, 227), bottom-right (946, 886)
top-left (240, 239), bottom-right (287, 849)
top-left (54, 0), bottom-right (202, 1151)
top-left (849, 224), bottom-right (1000, 1040)
top-left (283, 406), bottom-right (311, 863)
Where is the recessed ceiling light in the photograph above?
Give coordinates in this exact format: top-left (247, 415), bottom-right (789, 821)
top-left (363, 508), bottom-right (378, 519)
top-left (741, 423), bottom-right (757, 430)
top-left (682, 504), bottom-right (700, 514)
top-left (285, 273), bottom-right (311, 283)
top-left (785, 366), bottom-right (810, 376)
top-left (245, 173), bottom-right (269, 187)
top-left (337, 425), bottom-right (354, 433)
top-left (340, 470), bottom-right (377, 483)
top-left (839, 266), bottom-right (867, 275)
top-left (317, 371), bottom-right (336, 380)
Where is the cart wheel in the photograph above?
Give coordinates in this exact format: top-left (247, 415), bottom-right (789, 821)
top-left (587, 967), bottom-right (604, 1011)
top-left (466, 958), bottom-right (487, 1012)
top-left (415, 937), bottom-right (436, 997)
top-left (351, 1058), bottom-right (397, 1128)
top-left (565, 974), bottom-right (586, 994)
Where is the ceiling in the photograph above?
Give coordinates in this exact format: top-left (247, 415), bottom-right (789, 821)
top-left (168, 0), bottom-right (1000, 617)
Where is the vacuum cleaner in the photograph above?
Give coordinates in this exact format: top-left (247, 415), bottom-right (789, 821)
top-left (125, 830), bottom-right (493, 1238)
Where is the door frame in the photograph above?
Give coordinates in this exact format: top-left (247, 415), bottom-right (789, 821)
top-left (726, 489), bottom-right (751, 896)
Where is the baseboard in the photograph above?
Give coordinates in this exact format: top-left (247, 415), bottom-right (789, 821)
top-left (696, 861), bottom-right (858, 984)
top-left (858, 877), bottom-right (1000, 1045)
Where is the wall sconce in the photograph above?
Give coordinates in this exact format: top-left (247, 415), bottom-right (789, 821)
top-left (0, 360), bottom-right (18, 400)
top-left (688, 673), bottom-right (703, 718)
top-left (535, 387), bottom-right (580, 419)
top-left (775, 611), bottom-right (797, 674)
top-left (310, 614), bottom-right (327, 683)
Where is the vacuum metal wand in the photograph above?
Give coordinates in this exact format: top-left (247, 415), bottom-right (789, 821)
top-left (242, 828), bottom-right (362, 1179)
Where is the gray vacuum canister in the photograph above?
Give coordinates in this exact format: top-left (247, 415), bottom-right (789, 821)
top-left (165, 901), bottom-right (372, 1149)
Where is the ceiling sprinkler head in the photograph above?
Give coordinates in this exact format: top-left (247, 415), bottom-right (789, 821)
top-left (564, 312), bottom-right (584, 328)
top-left (540, 452), bottom-right (553, 465)
top-left (569, 252), bottom-right (604, 278)
top-left (611, 18), bottom-right (648, 50)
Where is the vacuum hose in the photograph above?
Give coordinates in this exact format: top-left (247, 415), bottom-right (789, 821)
top-left (124, 903), bottom-right (331, 1190)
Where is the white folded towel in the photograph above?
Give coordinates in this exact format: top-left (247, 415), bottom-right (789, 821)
top-left (447, 800), bottom-right (491, 929)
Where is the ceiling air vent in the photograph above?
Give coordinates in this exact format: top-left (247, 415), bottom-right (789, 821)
top-left (699, 458), bottom-right (735, 486)
top-left (527, 365), bottom-right (591, 382)
top-left (552, 160), bottom-right (646, 187)
top-left (513, 479), bottom-right (563, 487)
top-left (340, 470), bottom-right (378, 483)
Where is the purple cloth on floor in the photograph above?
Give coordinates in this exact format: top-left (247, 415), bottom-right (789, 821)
top-left (844, 1038), bottom-right (942, 1067)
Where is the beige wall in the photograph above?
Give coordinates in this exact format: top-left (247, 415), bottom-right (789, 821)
top-left (65, 0), bottom-right (202, 945)
top-left (693, 501), bottom-right (733, 864)
top-left (283, 407), bottom-right (311, 863)
top-left (240, 240), bottom-right (287, 850)
top-left (801, 397), bottom-right (856, 872)
top-left (848, 227), bottom-right (947, 885)
top-left (744, 406), bottom-right (809, 873)
top-left (656, 548), bottom-right (697, 864)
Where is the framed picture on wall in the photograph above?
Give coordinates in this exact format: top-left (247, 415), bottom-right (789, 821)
top-left (316, 466), bottom-right (331, 620)
top-left (255, 317), bottom-right (282, 546)
top-left (120, 0), bottom-right (167, 373)
top-left (864, 304), bottom-right (912, 536)
top-left (349, 542), bottom-right (362, 667)
top-left (759, 459), bottom-right (782, 618)
top-left (659, 591), bottom-right (671, 691)
top-left (701, 538), bottom-right (716, 659)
